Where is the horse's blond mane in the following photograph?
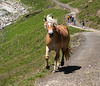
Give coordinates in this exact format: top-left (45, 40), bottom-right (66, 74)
top-left (46, 14), bottom-right (58, 25)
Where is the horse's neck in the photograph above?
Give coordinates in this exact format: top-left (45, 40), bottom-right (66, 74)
top-left (55, 26), bottom-right (60, 35)
top-left (52, 27), bottom-right (60, 40)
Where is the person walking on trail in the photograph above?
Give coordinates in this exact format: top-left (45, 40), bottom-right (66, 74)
top-left (82, 21), bottom-right (85, 28)
top-left (67, 15), bottom-right (69, 22)
top-left (71, 16), bottom-right (74, 22)
top-left (74, 20), bottom-right (76, 25)
top-left (69, 15), bottom-right (72, 22)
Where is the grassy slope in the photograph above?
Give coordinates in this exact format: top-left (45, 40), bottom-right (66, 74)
top-left (20, 0), bottom-right (55, 11)
top-left (0, 1), bottom-right (86, 86)
top-left (70, 0), bottom-right (100, 29)
top-left (0, 9), bottom-right (63, 86)
top-left (58, 0), bottom-right (74, 4)
top-left (58, 0), bottom-right (100, 29)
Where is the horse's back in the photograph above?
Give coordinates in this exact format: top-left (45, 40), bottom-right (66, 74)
top-left (57, 25), bottom-right (69, 37)
top-left (56, 25), bottom-right (70, 48)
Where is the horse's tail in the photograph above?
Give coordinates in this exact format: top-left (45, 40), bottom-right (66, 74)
top-left (64, 47), bottom-right (72, 61)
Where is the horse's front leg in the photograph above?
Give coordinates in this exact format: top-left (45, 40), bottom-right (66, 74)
top-left (45, 46), bottom-right (50, 69)
top-left (52, 50), bottom-right (60, 73)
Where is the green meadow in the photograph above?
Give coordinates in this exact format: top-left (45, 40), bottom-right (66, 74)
top-left (0, 0), bottom-right (86, 86)
top-left (58, 0), bottom-right (74, 4)
top-left (70, 0), bottom-right (100, 29)
top-left (58, 0), bottom-right (100, 29)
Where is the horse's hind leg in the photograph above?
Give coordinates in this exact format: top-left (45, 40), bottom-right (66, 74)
top-left (45, 46), bottom-right (50, 69)
top-left (64, 47), bottom-right (70, 61)
top-left (61, 47), bottom-right (70, 66)
top-left (61, 49), bottom-right (64, 66)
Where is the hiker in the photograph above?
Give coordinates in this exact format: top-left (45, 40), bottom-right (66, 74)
top-left (71, 16), bottom-right (74, 22)
top-left (82, 21), bottom-right (85, 28)
top-left (69, 15), bottom-right (72, 22)
top-left (67, 15), bottom-right (69, 22)
top-left (74, 20), bottom-right (76, 25)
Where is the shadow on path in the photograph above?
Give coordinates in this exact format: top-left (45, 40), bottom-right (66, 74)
top-left (56, 66), bottom-right (81, 74)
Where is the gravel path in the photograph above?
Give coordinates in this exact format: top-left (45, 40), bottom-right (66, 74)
top-left (35, 0), bottom-right (100, 86)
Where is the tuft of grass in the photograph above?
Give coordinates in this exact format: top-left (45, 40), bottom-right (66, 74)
top-left (58, 0), bottom-right (74, 4)
top-left (20, 0), bottom-right (55, 11)
top-left (68, 26), bottom-right (86, 35)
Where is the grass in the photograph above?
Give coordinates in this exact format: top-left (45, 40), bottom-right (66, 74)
top-left (57, 0), bottom-right (100, 29)
top-left (58, 0), bottom-right (74, 4)
top-left (20, 0), bottom-right (55, 11)
top-left (70, 0), bottom-right (100, 29)
top-left (0, 0), bottom-right (86, 85)
top-left (0, 8), bottom-right (67, 86)
top-left (0, 7), bottom-right (85, 85)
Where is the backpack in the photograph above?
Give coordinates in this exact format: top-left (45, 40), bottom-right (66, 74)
top-left (67, 16), bottom-right (69, 19)
top-left (82, 21), bottom-right (85, 25)
top-left (72, 17), bottom-right (74, 21)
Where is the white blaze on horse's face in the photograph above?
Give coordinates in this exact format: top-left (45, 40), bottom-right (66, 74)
top-left (48, 29), bottom-right (53, 34)
top-left (48, 23), bottom-right (51, 27)
top-left (48, 23), bottom-right (54, 36)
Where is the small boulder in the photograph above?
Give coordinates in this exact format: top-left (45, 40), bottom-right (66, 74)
top-left (88, 0), bottom-right (92, 2)
top-left (97, 9), bottom-right (100, 17)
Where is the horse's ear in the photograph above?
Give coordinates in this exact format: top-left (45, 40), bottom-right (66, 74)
top-left (51, 16), bottom-right (53, 18)
top-left (44, 17), bottom-right (47, 21)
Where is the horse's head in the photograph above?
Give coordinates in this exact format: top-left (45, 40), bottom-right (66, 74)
top-left (44, 22), bottom-right (57, 37)
top-left (44, 15), bottom-right (57, 37)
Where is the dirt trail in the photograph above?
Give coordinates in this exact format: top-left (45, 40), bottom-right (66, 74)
top-left (35, 0), bottom-right (100, 86)
top-left (52, 0), bottom-right (98, 32)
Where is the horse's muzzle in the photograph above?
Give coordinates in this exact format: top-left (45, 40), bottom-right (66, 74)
top-left (49, 33), bottom-right (54, 37)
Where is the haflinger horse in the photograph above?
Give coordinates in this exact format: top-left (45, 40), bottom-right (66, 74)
top-left (44, 15), bottom-right (70, 73)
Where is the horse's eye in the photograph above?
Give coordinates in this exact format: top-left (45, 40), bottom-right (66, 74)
top-left (44, 25), bottom-right (47, 29)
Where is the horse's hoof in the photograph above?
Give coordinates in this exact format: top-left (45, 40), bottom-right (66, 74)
top-left (58, 67), bottom-right (61, 70)
top-left (46, 65), bottom-right (50, 69)
top-left (61, 61), bottom-right (64, 66)
top-left (52, 70), bottom-right (56, 73)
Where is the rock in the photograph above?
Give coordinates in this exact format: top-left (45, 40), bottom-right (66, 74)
top-left (97, 9), bottom-right (100, 17)
top-left (84, 5), bottom-right (88, 9)
top-left (0, 0), bottom-right (28, 29)
top-left (88, 0), bottom-right (92, 2)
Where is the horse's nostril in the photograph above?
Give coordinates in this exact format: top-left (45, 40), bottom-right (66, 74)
top-left (49, 33), bottom-right (54, 37)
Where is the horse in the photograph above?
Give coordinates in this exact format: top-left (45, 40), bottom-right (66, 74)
top-left (44, 15), bottom-right (70, 73)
